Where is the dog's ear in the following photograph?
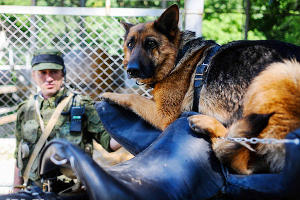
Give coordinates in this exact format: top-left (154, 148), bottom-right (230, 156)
top-left (230, 113), bottom-right (274, 138)
top-left (154, 4), bottom-right (179, 41)
top-left (245, 113), bottom-right (274, 136)
top-left (120, 21), bottom-right (134, 39)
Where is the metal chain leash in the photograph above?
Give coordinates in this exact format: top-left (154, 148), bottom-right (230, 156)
top-left (220, 137), bottom-right (300, 145)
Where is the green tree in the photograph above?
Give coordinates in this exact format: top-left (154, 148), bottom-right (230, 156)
top-left (0, 0), bottom-right (30, 5)
top-left (202, 0), bottom-right (265, 44)
top-left (249, 0), bottom-right (300, 45)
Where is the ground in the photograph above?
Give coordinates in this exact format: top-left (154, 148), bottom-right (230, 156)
top-left (0, 138), bottom-right (15, 194)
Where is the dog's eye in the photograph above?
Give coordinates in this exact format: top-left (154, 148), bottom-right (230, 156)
top-left (127, 37), bottom-right (135, 50)
top-left (127, 41), bottom-right (134, 49)
top-left (145, 39), bottom-right (158, 49)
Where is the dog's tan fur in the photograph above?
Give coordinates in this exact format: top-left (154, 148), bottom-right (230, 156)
top-left (189, 60), bottom-right (300, 174)
top-left (102, 5), bottom-right (209, 130)
top-left (102, 47), bottom-right (206, 130)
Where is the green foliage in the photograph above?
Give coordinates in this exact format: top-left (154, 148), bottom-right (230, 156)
top-left (0, 0), bottom-right (31, 5)
top-left (202, 13), bottom-right (266, 44)
top-left (249, 0), bottom-right (300, 45)
top-left (203, 0), bottom-right (265, 44)
top-left (37, 0), bottom-right (81, 7)
top-left (203, 13), bottom-right (242, 44)
top-left (10, 71), bottom-right (17, 83)
top-left (86, 0), bottom-right (105, 7)
top-left (204, 0), bottom-right (244, 13)
top-left (0, 0), bottom-right (299, 45)
top-left (203, 0), bottom-right (299, 44)
top-left (110, 0), bottom-right (181, 8)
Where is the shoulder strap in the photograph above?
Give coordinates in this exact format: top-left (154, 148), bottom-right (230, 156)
top-left (35, 96), bottom-right (45, 133)
top-left (193, 45), bottom-right (220, 112)
top-left (23, 93), bottom-right (74, 185)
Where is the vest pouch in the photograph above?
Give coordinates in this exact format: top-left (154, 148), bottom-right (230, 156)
top-left (21, 142), bottom-right (30, 158)
top-left (23, 120), bottom-right (39, 143)
top-left (67, 132), bottom-right (82, 145)
top-left (17, 140), bottom-right (24, 170)
top-left (57, 121), bottom-right (81, 145)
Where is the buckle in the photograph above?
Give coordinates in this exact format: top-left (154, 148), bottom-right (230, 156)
top-left (13, 184), bottom-right (27, 189)
top-left (42, 180), bottom-right (51, 192)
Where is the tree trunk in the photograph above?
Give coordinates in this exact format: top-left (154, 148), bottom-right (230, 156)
top-left (162, 0), bottom-right (167, 8)
top-left (31, 0), bottom-right (36, 6)
top-left (244, 0), bottom-right (250, 40)
top-left (80, 0), bottom-right (85, 7)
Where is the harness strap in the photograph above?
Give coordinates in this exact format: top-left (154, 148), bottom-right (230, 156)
top-left (23, 93), bottom-right (74, 186)
top-left (193, 45), bottom-right (220, 112)
top-left (35, 98), bottom-right (45, 133)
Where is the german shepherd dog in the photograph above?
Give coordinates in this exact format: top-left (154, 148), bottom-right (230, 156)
top-left (102, 4), bottom-right (300, 174)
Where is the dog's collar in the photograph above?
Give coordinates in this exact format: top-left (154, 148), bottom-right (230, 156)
top-left (192, 45), bottom-right (221, 112)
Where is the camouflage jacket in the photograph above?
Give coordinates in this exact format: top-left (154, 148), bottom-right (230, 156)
top-left (15, 87), bottom-right (111, 181)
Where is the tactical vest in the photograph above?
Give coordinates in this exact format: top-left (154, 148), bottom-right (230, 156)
top-left (18, 92), bottom-right (92, 181)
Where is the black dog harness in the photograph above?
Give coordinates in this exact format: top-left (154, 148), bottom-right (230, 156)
top-left (193, 45), bottom-right (220, 112)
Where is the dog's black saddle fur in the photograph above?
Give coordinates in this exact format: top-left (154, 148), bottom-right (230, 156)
top-left (198, 40), bottom-right (300, 126)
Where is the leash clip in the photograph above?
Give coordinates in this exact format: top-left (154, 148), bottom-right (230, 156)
top-left (50, 153), bottom-right (68, 165)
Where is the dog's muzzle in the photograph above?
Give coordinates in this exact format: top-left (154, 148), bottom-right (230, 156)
top-left (127, 61), bottom-right (143, 78)
top-left (127, 69), bottom-right (140, 78)
top-left (127, 56), bottom-right (155, 79)
top-left (127, 61), bottom-right (145, 78)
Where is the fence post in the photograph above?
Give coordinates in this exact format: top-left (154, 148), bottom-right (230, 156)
top-left (105, 0), bottom-right (111, 15)
top-left (184, 0), bottom-right (204, 37)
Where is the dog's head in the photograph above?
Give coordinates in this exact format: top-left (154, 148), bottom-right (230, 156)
top-left (121, 4), bottom-right (181, 85)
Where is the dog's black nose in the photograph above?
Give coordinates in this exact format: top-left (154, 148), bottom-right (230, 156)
top-left (127, 68), bottom-right (140, 78)
top-left (127, 60), bottom-right (141, 78)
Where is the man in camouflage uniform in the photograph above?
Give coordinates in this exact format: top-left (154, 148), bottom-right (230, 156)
top-left (13, 48), bottom-right (120, 190)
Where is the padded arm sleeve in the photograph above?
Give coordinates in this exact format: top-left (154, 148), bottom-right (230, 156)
top-left (96, 101), bottom-right (161, 155)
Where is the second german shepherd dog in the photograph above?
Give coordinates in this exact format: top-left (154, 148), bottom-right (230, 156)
top-left (102, 5), bottom-right (300, 174)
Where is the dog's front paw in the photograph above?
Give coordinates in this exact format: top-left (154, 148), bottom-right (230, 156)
top-left (101, 92), bottom-right (118, 103)
top-left (101, 92), bottom-right (118, 104)
top-left (188, 115), bottom-right (227, 138)
top-left (101, 92), bottom-right (132, 107)
top-left (188, 114), bottom-right (209, 134)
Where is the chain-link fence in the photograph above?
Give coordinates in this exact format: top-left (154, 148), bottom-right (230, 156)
top-left (0, 6), bottom-right (184, 136)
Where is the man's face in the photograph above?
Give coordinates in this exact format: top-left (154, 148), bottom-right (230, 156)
top-left (32, 69), bottom-right (64, 99)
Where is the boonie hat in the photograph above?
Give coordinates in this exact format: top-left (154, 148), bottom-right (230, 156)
top-left (31, 48), bottom-right (65, 71)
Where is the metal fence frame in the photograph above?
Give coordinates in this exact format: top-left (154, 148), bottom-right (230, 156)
top-left (0, 5), bottom-right (166, 17)
top-left (0, 5), bottom-right (185, 136)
